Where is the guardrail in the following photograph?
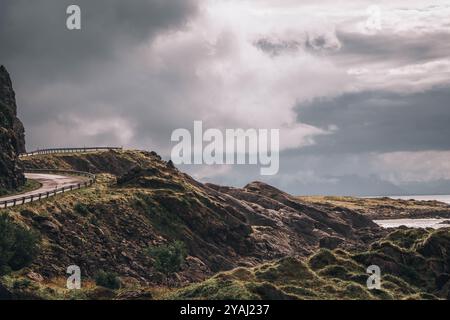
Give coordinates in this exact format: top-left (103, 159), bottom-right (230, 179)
top-left (19, 147), bottom-right (123, 158)
top-left (0, 169), bottom-right (96, 209)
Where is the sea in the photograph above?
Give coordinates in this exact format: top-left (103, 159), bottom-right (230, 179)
top-left (373, 194), bottom-right (450, 229)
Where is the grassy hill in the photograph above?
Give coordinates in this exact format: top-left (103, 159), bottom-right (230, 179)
top-left (0, 150), bottom-right (449, 300)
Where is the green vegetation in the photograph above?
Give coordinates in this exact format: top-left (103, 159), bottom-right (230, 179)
top-left (165, 257), bottom-right (368, 300)
top-left (0, 179), bottom-right (41, 197)
top-left (94, 270), bottom-right (121, 290)
top-left (2, 150), bottom-right (449, 300)
top-left (1, 196), bottom-right (449, 300)
top-left (166, 256), bottom-right (412, 300)
top-left (147, 241), bottom-right (188, 274)
top-left (74, 202), bottom-right (90, 216)
top-left (0, 214), bottom-right (40, 275)
top-left (12, 278), bottom-right (34, 290)
top-left (166, 227), bottom-right (450, 300)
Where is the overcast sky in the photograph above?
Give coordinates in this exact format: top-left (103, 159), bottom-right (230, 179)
top-left (1, 0), bottom-right (450, 195)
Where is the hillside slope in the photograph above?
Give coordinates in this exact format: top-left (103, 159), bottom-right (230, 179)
top-left (9, 151), bottom-right (380, 286)
top-left (1, 150), bottom-right (449, 300)
top-left (169, 227), bottom-right (450, 300)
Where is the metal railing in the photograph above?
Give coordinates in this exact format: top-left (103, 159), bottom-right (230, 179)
top-left (1, 146), bottom-right (120, 208)
top-left (0, 169), bottom-right (96, 209)
top-left (19, 146), bottom-right (123, 158)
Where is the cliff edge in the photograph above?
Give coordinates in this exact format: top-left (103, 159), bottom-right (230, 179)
top-left (0, 65), bottom-right (26, 190)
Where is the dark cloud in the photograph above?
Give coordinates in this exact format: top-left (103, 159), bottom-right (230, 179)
top-left (253, 29), bottom-right (450, 64)
top-left (254, 32), bottom-right (341, 57)
top-left (0, 0), bottom-right (199, 83)
top-left (2, 0), bottom-right (450, 196)
top-left (296, 86), bottom-right (450, 154)
top-left (254, 38), bottom-right (301, 56)
top-left (270, 174), bottom-right (405, 197)
top-left (181, 154), bottom-right (405, 196)
top-left (334, 30), bottom-right (450, 65)
top-left (0, 0), bottom-right (200, 151)
top-left (400, 179), bottom-right (450, 195)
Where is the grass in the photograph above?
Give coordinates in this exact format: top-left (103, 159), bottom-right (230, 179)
top-left (0, 179), bottom-right (42, 197)
top-left (1, 150), bottom-right (448, 300)
top-left (163, 227), bottom-right (450, 301)
top-left (1, 211), bottom-right (448, 300)
top-left (163, 256), bottom-right (380, 300)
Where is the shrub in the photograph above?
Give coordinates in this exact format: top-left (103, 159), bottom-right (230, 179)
top-left (12, 278), bottom-right (33, 290)
top-left (147, 240), bottom-right (187, 274)
top-left (94, 270), bottom-right (121, 290)
top-left (308, 249), bottom-right (337, 270)
top-left (74, 203), bottom-right (90, 216)
top-left (0, 214), bottom-right (40, 275)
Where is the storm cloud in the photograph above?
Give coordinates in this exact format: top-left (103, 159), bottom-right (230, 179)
top-left (0, 0), bottom-right (198, 82)
top-left (296, 87), bottom-right (450, 154)
top-left (1, 0), bottom-right (450, 195)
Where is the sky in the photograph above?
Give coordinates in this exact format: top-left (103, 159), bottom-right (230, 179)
top-left (1, 0), bottom-right (450, 196)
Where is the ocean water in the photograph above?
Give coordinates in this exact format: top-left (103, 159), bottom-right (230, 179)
top-left (374, 218), bottom-right (450, 229)
top-left (373, 194), bottom-right (450, 229)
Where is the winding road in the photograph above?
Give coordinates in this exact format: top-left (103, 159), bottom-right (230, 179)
top-left (0, 173), bottom-right (90, 208)
top-left (0, 147), bottom-right (121, 208)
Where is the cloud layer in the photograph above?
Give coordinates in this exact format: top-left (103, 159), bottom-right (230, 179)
top-left (1, 0), bottom-right (450, 195)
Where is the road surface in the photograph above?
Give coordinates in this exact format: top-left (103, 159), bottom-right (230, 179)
top-left (0, 173), bottom-right (89, 207)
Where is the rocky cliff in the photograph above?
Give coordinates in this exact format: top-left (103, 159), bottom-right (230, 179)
top-left (0, 66), bottom-right (26, 190)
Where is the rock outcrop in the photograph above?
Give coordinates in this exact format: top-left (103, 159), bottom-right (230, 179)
top-left (18, 150), bottom-right (381, 286)
top-left (7, 150), bottom-right (450, 300)
top-left (0, 66), bottom-right (25, 190)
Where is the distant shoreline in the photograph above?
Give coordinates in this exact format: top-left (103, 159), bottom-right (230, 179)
top-left (299, 195), bottom-right (450, 220)
top-left (368, 194), bottom-right (450, 205)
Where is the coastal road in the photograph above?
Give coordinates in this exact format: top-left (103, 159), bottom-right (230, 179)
top-left (0, 173), bottom-right (89, 207)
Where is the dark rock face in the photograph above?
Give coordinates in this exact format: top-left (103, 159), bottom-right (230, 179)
top-left (0, 65), bottom-right (26, 190)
